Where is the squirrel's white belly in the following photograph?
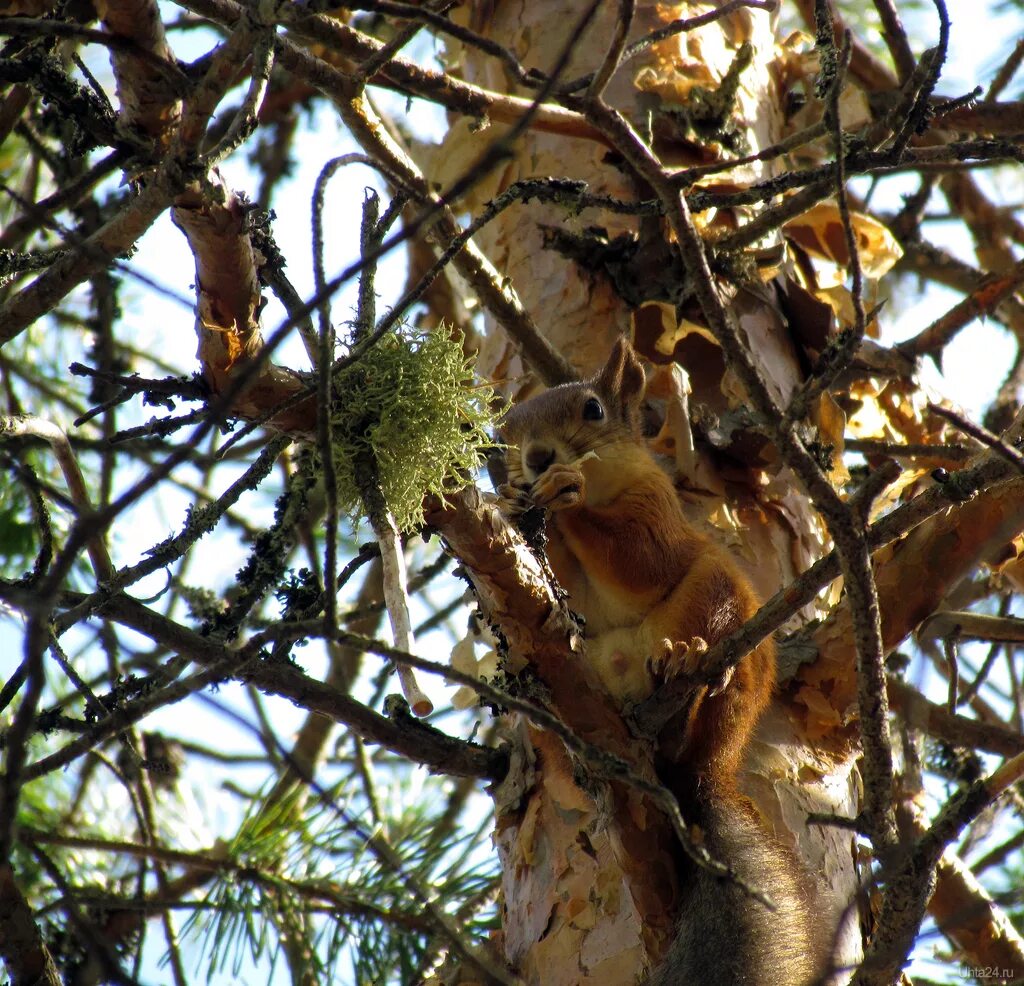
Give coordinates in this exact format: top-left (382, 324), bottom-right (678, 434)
top-left (585, 625), bottom-right (656, 705)
top-left (576, 581), bottom-right (657, 705)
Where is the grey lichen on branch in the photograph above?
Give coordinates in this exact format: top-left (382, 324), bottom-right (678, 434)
top-left (326, 192), bottom-right (501, 715)
top-left (326, 329), bottom-right (498, 534)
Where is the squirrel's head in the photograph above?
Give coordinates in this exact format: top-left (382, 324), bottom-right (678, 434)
top-left (494, 338), bottom-right (647, 487)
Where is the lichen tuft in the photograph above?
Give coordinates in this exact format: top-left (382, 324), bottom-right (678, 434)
top-left (329, 328), bottom-right (500, 532)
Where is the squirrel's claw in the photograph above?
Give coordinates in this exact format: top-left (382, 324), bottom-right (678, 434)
top-left (706, 662), bottom-right (734, 697)
top-left (652, 636), bottom-right (726, 689)
top-left (497, 482), bottom-right (533, 516)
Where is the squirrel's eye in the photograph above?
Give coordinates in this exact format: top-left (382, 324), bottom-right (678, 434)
top-left (582, 397), bottom-right (604, 421)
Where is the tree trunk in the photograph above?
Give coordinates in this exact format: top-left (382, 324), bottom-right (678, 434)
top-left (425, 2), bottom-right (861, 980)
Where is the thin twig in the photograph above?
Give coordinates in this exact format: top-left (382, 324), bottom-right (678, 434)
top-left (586, 0), bottom-right (634, 103)
top-left (985, 37), bottom-right (1024, 104)
top-left (831, 30), bottom-right (867, 344)
top-left (606, 0), bottom-right (776, 86)
top-left (206, 25), bottom-right (275, 164)
top-left (1, 416), bottom-right (115, 582)
top-left (357, 1), bottom-right (451, 78)
top-left (671, 118), bottom-right (830, 186)
top-left (943, 631), bottom-right (960, 713)
top-left (312, 154), bottom-right (381, 358)
top-left (346, 191), bottom-right (432, 715)
top-left (897, 259), bottom-right (1024, 359)
top-left (785, 33), bottom-right (863, 423)
top-left (960, 637), bottom-right (1006, 709)
top-left (870, 0), bottom-right (916, 82)
top-left (0, 17), bottom-right (188, 89)
top-left (0, 150), bottom-right (128, 251)
top-left (845, 438), bottom-right (973, 461)
top-left (0, 618), bottom-right (48, 860)
top-left (888, 0), bottom-right (950, 156)
top-left (920, 610), bottom-right (1024, 646)
top-left (928, 403), bottom-right (1024, 474)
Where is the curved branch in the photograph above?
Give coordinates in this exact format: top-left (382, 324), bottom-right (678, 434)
top-left (170, 178), bottom-right (313, 429)
top-left (179, 0), bottom-right (604, 145)
top-left (85, 595), bottom-right (503, 780)
top-left (799, 476), bottom-right (1024, 739)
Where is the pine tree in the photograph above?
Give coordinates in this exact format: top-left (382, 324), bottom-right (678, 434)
top-left (1, 2), bottom-right (1023, 984)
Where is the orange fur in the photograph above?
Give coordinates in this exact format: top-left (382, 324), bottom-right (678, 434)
top-left (497, 338), bottom-right (775, 791)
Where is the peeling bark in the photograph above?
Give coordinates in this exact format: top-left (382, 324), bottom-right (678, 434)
top-left (930, 845), bottom-right (1024, 975)
top-left (171, 180), bottom-right (314, 430)
top-left (428, 487), bottom-right (681, 979)
top-left (0, 864), bottom-right (62, 986)
top-left (97, 0), bottom-right (181, 145)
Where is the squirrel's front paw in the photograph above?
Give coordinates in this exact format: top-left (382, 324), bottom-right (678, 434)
top-left (532, 463), bottom-right (585, 511)
top-left (652, 637), bottom-right (732, 693)
top-left (497, 482), bottom-right (534, 517)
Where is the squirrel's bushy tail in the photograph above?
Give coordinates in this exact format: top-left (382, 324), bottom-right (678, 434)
top-left (646, 791), bottom-right (820, 986)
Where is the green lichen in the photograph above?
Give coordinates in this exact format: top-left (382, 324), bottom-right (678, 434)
top-left (329, 328), bottom-right (500, 533)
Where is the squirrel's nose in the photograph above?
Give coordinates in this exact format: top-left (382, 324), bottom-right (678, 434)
top-left (524, 443), bottom-right (555, 477)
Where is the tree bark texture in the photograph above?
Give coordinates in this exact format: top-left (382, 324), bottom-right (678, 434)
top-left (422, 1), bottom-right (862, 979)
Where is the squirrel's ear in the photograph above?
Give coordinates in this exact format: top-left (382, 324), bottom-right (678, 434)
top-left (597, 337), bottom-right (646, 419)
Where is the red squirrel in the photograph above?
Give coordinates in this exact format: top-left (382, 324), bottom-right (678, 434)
top-left (495, 338), bottom-right (817, 986)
